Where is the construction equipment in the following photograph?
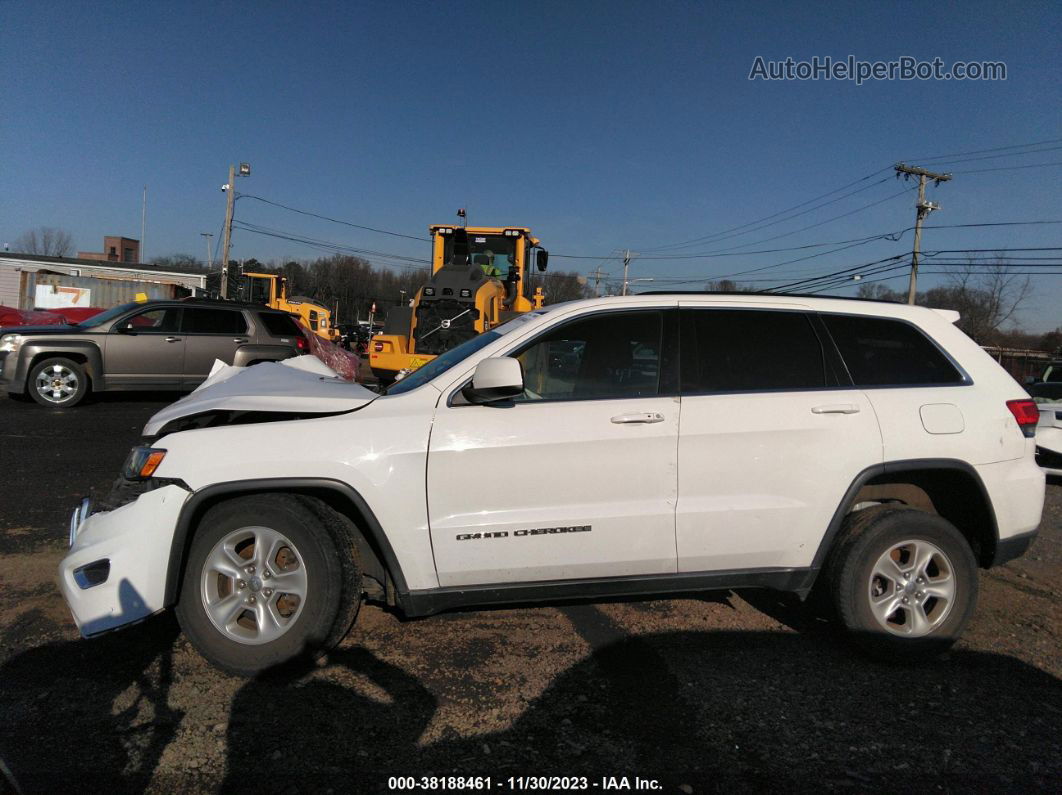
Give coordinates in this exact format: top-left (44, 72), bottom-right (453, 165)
top-left (242, 272), bottom-right (339, 342)
top-left (369, 225), bottom-right (548, 383)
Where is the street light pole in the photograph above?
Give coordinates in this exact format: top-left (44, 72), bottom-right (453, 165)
top-left (201, 232), bottom-right (214, 270)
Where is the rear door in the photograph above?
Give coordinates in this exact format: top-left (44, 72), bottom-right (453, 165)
top-left (104, 306), bottom-right (185, 386)
top-left (427, 307), bottom-right (681, 587)
top-left (181, 307), bottom-right (252, 386)
top-left (675, 305), bottom-right (883, 573)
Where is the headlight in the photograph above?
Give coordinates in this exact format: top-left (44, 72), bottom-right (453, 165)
top-left (122, 446), bottom-right (168, 480)
top-left (0, 334), bottom-right (21, 353)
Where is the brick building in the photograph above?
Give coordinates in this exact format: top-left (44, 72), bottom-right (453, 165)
top-left (77, 235), bottom-right (141, 264)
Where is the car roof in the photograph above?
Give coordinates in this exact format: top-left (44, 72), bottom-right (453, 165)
top-left (133, 298), bottom-right (291, 313)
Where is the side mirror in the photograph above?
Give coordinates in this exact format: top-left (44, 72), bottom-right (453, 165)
top-left (536, 249), bottom-right (549, 272)
top-left (115, 323), bottom-right (133, 333)
top-left (462, 357), bottom-right (524, 404)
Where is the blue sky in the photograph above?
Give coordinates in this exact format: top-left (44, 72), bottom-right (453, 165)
top-left (2, 1), bottom-right (1060, 330)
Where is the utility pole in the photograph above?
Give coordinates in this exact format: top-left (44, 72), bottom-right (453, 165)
top-left (895, 163), bottom-right (951, 304)
top-left (200, 233), bottom-right (214, 269)
top-left (588, 266), bottom-right (609, 297)
top-left (140, 186), bottom-right (147, 263)
top-left (621, 249), bottom-right (638, 296)
top-left (220, 162), bottom-right (251, 299)
top-left (220, 165), bottom-right (236, 299)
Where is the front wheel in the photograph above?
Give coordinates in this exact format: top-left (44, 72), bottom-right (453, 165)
top-left (175, 494), bottom-right (359, 675)
top-left (28, 357), bottom-right (89, 407)
top-left (828, 507), bottom-right (979, 660)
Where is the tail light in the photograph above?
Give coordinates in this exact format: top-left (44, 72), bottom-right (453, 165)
top-left (295, 335), bottom-right (309, 351)
top-left (1006, 399), bottom-right (1039, 438)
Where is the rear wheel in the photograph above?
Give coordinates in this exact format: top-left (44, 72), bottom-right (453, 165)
top-left (828, 507), bottom-right (978, 660)
top-left (28, 357), bottom-right (89, 407)
top-left (176, 494), bottom-right (359, 675)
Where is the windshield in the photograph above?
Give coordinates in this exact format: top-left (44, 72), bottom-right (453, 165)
top-left (386, 310), bottom-right (549, 395)
top-left (386, 332), bottom-right (503, 395)
top-left (75, 301), bottom-right (142, 328)
top-left (444, 233), bottom-right (516, 277)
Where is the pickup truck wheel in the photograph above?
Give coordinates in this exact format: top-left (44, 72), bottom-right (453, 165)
top-left (828, 507), bottom-right (978, 661)
top-left (176, 494), bottom-right (356, 675)
top-left (28, 357), bottom-right (88, 407)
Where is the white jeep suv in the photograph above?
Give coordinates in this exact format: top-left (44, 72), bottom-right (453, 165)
top-left (59, 294), bottom-right (1045, 673)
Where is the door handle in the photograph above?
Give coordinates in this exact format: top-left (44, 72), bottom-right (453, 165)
top-left (233, 338), bottom-right (248, 344)
top-left (811, 404), bottom-right (860, 414)
top-left (164, 336), bottom-right (182, 343)
top-left (611, 412), bottom-right (665, 424)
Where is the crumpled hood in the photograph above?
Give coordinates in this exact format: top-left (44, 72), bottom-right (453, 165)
top-left (144, 355), bottom-right (379, 436)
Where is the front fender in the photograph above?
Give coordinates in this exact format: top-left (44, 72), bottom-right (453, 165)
top-left (162, 478), bottom-right (410, 608)
top-left (11, 341), bottom-right (104, 393)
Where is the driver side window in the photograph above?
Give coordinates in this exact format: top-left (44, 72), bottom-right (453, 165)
top-left (514, 311), bottom-right (664, 401)
top-left (118, 308), bottom-right (181, 333)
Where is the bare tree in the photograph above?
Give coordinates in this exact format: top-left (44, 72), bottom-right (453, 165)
top-left (926, 254), bottom-right (1032, 344)
top-left (14, 226), bottom-right (74, 257)
top-left (856, 283), bottom-right (903, 301)
top-left (539, 271), bottom-right (595, 304)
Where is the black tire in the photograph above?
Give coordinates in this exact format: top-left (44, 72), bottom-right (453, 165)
top-left (827, 506), bottom-right (979, 661)
top-left (27, 356), bottom-right (89, 407)
top-left (175, 494), bottom-right (360, 676)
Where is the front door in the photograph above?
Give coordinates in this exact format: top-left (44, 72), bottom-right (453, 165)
top-left (104, 306), bottom-right (185, 387)
top-left (427, 308), bottom-right (680, 587)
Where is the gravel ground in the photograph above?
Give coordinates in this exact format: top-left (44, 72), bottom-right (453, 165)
top-left (0, 392), bottom-right (1059, 793)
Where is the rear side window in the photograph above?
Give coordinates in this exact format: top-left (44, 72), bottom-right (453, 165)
top-left (821, 314), bottom-right (964, 386)
top-left (258, 312), bottom-right (302, 338)
top-left (680, 309), bottom-right (826, 392)
top-left (182, 308), bottom-right (248, 334)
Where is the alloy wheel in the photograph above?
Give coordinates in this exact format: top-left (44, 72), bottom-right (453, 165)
top-left (200, 526), bottom-right (308, 645)
top-left (867, 538), bottom-right (956, 637)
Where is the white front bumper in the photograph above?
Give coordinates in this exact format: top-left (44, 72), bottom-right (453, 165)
top-left (58, 484), bottom-right (189, 637)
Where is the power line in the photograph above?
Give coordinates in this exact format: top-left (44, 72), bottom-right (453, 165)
top-left (554, 219), bottom-right (1062, 265)
top-left (635, 138), bottom-right (1062, 255)
top-left (231, 222), bottom-right (431, 270)
top-left (895, 144), bottom-right (1062, 168)
top-left (237, 194), bottom-right (429, 242)
top-left (554, 186), bottom-right (914, 263)
top-left (637, 174), bottom-right (895, 253)
top-left (902, 136), bottom-right (1062, 164)
top-left (949, 161), bottom-right (1062, 175)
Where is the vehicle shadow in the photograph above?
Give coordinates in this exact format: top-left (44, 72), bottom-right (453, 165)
top-left (219, 606), bottom-right (1061, 793)
top-left (2, 603), bottom-right (1059, 792)
top-left (0, 612), bottom-right (182, 792)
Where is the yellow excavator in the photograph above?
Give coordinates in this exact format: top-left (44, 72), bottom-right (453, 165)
top-left (369, 224), bottom-right (548, 383)
top-left (242, 272), bottom-right (340, 343)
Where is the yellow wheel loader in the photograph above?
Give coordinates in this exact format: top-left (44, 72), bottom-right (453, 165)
top-left (369, 225), bottom-right (548, 383)
top-left (242, 272), bottom-right (340, 343)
